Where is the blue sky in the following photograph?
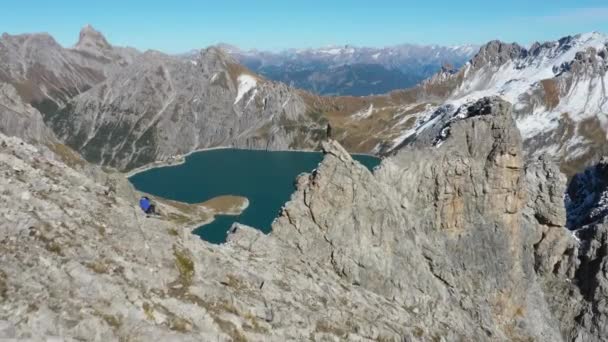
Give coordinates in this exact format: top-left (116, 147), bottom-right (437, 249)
top-left (3, 0), bottom-right (608, 53)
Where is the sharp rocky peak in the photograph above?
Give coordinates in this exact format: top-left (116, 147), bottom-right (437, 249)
top-left (199, 45), bottom-right (238, 64)
top-left (469, 40), bottom-right (527, 68)
top-left (75, 24), bottom-right (111, 52)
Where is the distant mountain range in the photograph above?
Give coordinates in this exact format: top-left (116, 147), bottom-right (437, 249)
top-left (204, 44), bottom-right (478, 96)
top-left (2, 25), bottom-right (608, 178)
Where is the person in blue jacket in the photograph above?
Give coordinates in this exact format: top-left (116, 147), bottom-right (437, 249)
top-left (139, 196), bottom-right (156, 215)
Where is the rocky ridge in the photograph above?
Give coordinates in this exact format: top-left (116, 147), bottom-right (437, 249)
top-left (4, 27), bottom-right (608, 176)
top-left (0, 26), bottom-right (138, 110)
top-left (3, 97), bottom-right (608, 341)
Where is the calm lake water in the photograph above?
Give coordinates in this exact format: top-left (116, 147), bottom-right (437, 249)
top-left (129, 149), bottom-right (380, 244)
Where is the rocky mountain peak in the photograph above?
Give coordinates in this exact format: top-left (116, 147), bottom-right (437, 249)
top-left (214, 43), bottom-right (242, 54)
top-left (469, 40), bottom-right (527, 68)
top-left (199, 46), bottom-right (237, 64)
top-left (75, 24), bottom-right (111, 52)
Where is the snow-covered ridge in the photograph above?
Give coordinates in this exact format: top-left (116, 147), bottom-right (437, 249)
top-left (384, 32), bottom-right (608, 172)
top-left (441, 32), bottom-right (608, 140)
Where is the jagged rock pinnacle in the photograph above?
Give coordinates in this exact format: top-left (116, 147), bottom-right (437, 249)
top-left (75, 24), bottom-right (111, 51)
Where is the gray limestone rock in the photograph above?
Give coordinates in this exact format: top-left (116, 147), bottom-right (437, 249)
top-left (0, 82), bottom-right (54, 143)
top-left (525, 155), bottom-right (568, 228)
top-left (45, 47), bottom-right (326, 171)
top-left (5, 90), bottom-right (608, 341)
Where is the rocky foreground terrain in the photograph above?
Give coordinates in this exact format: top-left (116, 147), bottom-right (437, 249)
top-left (2, 97), bottom-right (608, 341)
top-left (3, 25), bottom-right (608, 341)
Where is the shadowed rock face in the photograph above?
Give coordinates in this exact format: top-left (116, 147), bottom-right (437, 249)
top-left (566, 158), bottom-right (608, 228)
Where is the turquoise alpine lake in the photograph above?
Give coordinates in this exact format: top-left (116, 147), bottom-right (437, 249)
top-left (129, 149), bottom-right (381, 244)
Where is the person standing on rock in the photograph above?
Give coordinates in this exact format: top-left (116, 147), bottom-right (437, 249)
top-left (326, 123), bottom-right (333, 139)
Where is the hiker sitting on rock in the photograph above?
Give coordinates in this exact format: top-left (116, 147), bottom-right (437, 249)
top-left (139, 196), bottom-right (156, 215)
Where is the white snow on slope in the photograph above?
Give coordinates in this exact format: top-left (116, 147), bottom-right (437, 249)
top-left (390, 104), bottom-right (445, 148)
top-left (245, 89), bottom-right (258, 108)
top-left (515, 109), bottom-right (560, 140)
top-left (455, 32), bottom-right (607, 100)
top-left (449, 32), bottom-right (608, 139)
top-left (234, 74), bottom-right (257, 104)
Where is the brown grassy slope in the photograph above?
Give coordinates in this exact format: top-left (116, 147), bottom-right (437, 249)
top-left (296, 88), bottom-right (415, 152)
top-left (296, 75), bottom-right (456, 153)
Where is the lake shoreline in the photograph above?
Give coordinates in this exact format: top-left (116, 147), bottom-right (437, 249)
top-left (188, 196), bottom-right (250, 236)
top-left (128, 147), bottom-right (381, 244)
top-left (125, 144), bottom-right (379, 178)
top-left (183, 196), bottom-right (250, 233)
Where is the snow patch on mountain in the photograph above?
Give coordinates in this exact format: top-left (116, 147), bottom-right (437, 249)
top-left (390, 104), bottom-right (449, 148)
top-left (234, 74), bottom-right (257, 104)
top-left (515, 111), bottom-right (559, 140)
top-left (442, 32), bottom-right (608, 144)
top-left (454, 32), bottom-right (607, 100)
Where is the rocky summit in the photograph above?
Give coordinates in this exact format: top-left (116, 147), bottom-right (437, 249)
top-left (2, 96), bottom-right (608, 341)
